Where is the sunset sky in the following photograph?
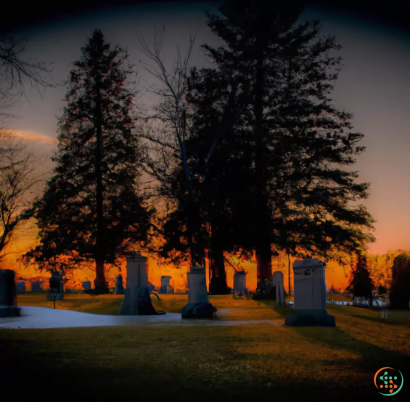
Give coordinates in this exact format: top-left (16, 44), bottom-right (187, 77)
top-left (2, 1), bottom-right (410, 290)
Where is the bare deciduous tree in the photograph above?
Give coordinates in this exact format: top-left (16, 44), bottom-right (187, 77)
top-left (136, 27), bottom-right (248, 266)
top-left (0, 33), bottom-right (54, 267)
top-left (0, 34), bottom-right (53, 117)
top-left (0, 133), bottom-right (48, 262)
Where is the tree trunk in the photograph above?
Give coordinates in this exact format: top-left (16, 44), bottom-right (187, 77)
top-left (94, 88), bottom-right (107, 293)
top-left (253, 10), bottom-right (272, 293)
top-left (209, 235), bottom-right (229, 295)
top-left (188, 194), bottom-right (206, 267)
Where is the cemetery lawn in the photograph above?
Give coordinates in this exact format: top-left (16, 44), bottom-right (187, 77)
top-left (1, 295), bottom-right (410, 401)
top-left (16, 292), bottom-right (352, 316)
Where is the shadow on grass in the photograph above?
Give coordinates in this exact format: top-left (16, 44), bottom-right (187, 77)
top-left (0, 321), bottom-right (389, 402)
top-left (0, 336), bottom-right (378, 402)
top-left (292, 323), bottom-right (410, 375)
top-left (346, 312), bottom-right (407, 327)
top-left (257, 299), bottom-right (291, 318)
top-left (257, 300), bottom-right (410, 385)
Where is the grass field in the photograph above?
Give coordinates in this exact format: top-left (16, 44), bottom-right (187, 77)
top-left (15, 292), bottom-right (353, 315)
top-left (1, 294), bottom-right (409, 401)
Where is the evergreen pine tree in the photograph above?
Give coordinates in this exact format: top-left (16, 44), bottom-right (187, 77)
top-left (158, 66), bottom-right (253, 293)
top-left (204, 0), bottom-right (305, 292)
top-left (390, 253), bottom-right (410, 309)
top-left (347, 253), bottom-right (374, 302)
top-left (23, 30), bottom-right (153, 293)
top-left (203, 1), bottom-right (375, 295)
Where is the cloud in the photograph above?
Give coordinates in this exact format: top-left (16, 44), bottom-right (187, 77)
top-left (7, 130), bottom-right (58, 144)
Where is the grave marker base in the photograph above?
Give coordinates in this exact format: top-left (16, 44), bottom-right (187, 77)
top-left (285, 309), bottom-right (335, 327)
top-left (181, 302), bottom-right (217, 318)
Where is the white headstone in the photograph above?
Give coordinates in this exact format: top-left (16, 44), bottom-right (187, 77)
top-left (119, 251), bottom-right (149, 315)
top-left (293, 259), bottom-right (326, 311)
top-left (187, 266), bottom-right (208, 304)
top-left (285, 258), bottom-right (335, 326)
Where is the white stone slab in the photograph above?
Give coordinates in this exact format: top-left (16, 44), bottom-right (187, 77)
top-left (293, 259), bottom-right (326, 311)
top-left (187, 267), bottom-right (209, 304)
top-left (119, 252), bottom-right (149, 315)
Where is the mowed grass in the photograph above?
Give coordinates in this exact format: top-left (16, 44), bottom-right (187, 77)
top-left (1, 294), bottom-right (409, 401)
top-left (16, 293), bottom-right (281, 319)
top-left (17, 292), bottom-right (352, 316)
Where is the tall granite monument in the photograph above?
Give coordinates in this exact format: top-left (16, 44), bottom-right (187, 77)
top-left (0, 269), bottom-right (21, 317)
top-left (181, 266), bottom-right (217, 318)
top-left (285, 259), bottom-right (335, 326)
top-left (119, 251), bottom-right (165, 315)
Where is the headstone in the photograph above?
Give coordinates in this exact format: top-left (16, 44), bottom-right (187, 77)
top-left (119, 251), bottom-right (165, 315)
top-left (47, 271), bottom-right (64, 300)
top-left (16, 282), bottom-right (26, 294)
top-left (31, 281), bottom-right (45, 292)
top-left (115, 274), bottom-right (125, 295)
top-left (181, 266), bottom-right (217, 318)
top-left (159, 275), bottom-right (172, 294)
top-left (285, 259), bottom-right (335, 327)
top-left (0, 269), bottom-right (21, 317)
top-left (272, 271), bottom-right (285, 306)
top-left (82, 281), bottom-right (91, 291)
top-left (233, 271), bottom-right (248, 296)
